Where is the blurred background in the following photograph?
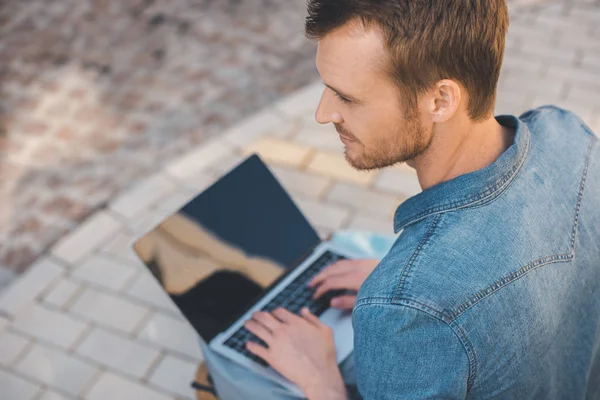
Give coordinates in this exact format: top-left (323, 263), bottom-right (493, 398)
top-left (0, 0), bottom-right (598, 399)
top-left (0, 0), bottom-right (318, 290)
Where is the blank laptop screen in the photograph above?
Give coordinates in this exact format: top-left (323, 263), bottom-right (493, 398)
top-left (133, 154), bottom-right (321, 342)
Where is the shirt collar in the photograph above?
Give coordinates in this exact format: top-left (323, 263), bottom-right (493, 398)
top-left (393, 114), bottom-right (531, 233)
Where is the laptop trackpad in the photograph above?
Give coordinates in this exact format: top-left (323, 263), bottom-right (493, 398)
top-left (320, 308), bottom-right (354, 364)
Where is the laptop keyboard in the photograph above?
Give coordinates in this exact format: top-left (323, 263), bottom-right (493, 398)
top-left (223, 250), bottom-right (349, 367)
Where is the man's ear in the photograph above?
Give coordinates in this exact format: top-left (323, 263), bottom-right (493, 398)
top-left (426, 79), bottom-right (461, 123)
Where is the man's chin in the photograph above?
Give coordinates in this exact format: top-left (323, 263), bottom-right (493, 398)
top-left (344, 150), bottom-right (398, 171)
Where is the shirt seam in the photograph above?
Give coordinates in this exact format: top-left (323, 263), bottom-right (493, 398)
top-left (394, 124), bottom-right (531, 231)
top-left (451, 134), bottom-right (595, 320)
top-left (393, 213), bottom-right (443, 300)
top-left (353, 299), bottom-right (478, 393)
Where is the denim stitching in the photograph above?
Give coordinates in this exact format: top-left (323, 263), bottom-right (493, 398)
top-left (353, 299), bottom-right (478, 393)
top-left (395, 127), bottom-right (531, 231)
top-left (393, 214), bottom-right (443, 301)
top-left (451, 135), bottom-right (596, 320)
top-left (569, 137), bottom-right (595, 252)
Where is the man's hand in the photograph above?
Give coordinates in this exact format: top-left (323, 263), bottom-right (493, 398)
top-left (309, 259), bottom-right (379, 309)
top-left (244, 307), bottom-right (347, 400)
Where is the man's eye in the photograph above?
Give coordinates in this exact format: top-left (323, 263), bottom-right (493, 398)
top-left (335, 93), bottom-right (352, 104)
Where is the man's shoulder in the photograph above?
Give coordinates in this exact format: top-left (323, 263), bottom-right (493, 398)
top-left (519, 105), bottom-right (597, 140)
top-left (356, 211), bottom-right (532, 321)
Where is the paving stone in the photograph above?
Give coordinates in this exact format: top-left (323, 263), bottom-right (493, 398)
top-left (51, 212), bottom-right (123, 266)
top-left (0, 315), bottom-right (9, 333)
top-left (374, 169), bottom-right (422, 198)
top-left (326, 182), bottom-right (401, 218)
top-left (15, 343), bottom-right (98, 396)
top-left (165, 140), bottom-right (234, 181)
top-left (154, 190), bottom-right (196, 215)
top-left (270, 165), bottom-right (331, 198)
top-left (69, 288), bottom-right (150, 334)
top-left (100, 231), bottom-right (143, 265)
top-left (137, 312), bottom-right (203, 360)
top-left (0, 268), bottom-right (18, 294)
top-left (293, 115), bottom-right (344, 152)
top-left (222, 109), bottom-right (292, 148)
top-left (12, 304), bottom-right (88, 349)
top-left (0, 369), bottom-right (41, 400)
top-left (307, 152), bottom-right (378, 186)
top-left (71, 255), bottom-right (138, 292)
top-left (148, 355), bottom-right (197, 399)
top-left (295, 198), bottom-right (351, 232)
top-left (109, 174), bottom-right (178, 220)
top-left (275, 82), bottom-right (325, 118)
top-left (0, 258), bottom-right (64, 317)
top-left (172, 170), bottom-right (217, 193)
top-left (244, 137), bottom-right (313, 167)
top-left (36, 390), bottom-right (71, 400)
top-left (86, 371), bottom-right (170, 400)
top-left (76, 328), bottom-right (160, 379)
top-left (0, 330), bottom-right (30, 366)
top-left (125, 271), bottom-right (180, 314)
top-left (35, 390), bottom-right (71, 400)
top-left (42, 279), bottom-right (81, 309)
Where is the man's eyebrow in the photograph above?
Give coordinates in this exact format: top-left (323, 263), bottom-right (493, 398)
top-left (324, 83), bottom-right (360, 102)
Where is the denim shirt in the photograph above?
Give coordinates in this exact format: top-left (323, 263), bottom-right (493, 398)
top-left (352, 106), bottom-right (600, 399)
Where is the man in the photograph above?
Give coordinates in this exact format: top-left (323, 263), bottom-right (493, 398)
top-left (243, 0), bottom-right (600, 398)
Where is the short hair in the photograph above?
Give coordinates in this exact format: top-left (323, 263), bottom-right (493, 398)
top-left (305, 0), bottom-right (510, 121)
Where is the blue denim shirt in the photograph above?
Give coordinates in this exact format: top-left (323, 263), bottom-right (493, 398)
top-left (352, 106), bottom-right (600, 399)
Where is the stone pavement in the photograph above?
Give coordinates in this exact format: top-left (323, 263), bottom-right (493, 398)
top-left (0, 0), bottom-right (317, 287)
top-left (0, 0), bottom-right (599, 399)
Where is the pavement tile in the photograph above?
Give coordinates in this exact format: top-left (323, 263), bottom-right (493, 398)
top-left (86, 371), bottom-right (171, 400)
top-left (69, 288), bottom-right (150, 334)
top-left (166, 139), bottom-right (234, 181)
top-left (51, 212), bottom-right (123, 266)
top-left (12, 304), bottom-right (88, 349)
top-left (373, 169), bottom-right (422, 198)
top-left (36, 390), bottom-right (71, 400)
top-left (100, 231), bottom-right (144, 265)
top-left (274, 82), bottom-right (325, 118)
top-left (42, 279), bottom-right (82, 309)
top-left (125, 271), bottom-right (180, 314)
top-left (293, 115), bottom-right (344, 152)
top-left (0, 258), bottom-right (64, 317)
top-left (222, 109), bottom-right (292, 148)
top-left (295, 198), bottom-right (351, 232)
top-left (244, 137), bottom-right (313, 167)
top-left (0, 330), bottom-right (30, 366)
top-left (0, 369), bottom-right (41, 400)
top-left (14, 343), bottom-right (98, 396)
top-left (270, 165), bottom-right (331, 198)
top-left (326, 182), bottom-right (401, 218)
top-left (71, 255), bottom-right (138, 292)
top-left (76, 328), bottom-right (160, 379)
top-left (148, 355), bottom-right (198, 399)
top-left (137, 312), bottom-right (203, 360)
top-left (109, 173), bottom-right (178, 220)
top-left (307, 152), bottom-right (378, 186)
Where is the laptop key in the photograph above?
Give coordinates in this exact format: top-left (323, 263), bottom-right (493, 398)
top-left (224, 251), bottom-right (348, 365)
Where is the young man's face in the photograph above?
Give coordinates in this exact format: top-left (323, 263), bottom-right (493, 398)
top-left (315, 21), bottom-right (433, 170)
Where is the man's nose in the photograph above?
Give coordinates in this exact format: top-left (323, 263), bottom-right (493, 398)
top-left (315, 89), bottom-right (342, 125)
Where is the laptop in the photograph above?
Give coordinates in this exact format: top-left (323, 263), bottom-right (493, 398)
top-left (132, 154), bottom-right (360, 395)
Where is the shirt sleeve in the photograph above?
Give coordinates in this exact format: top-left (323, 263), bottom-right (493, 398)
top-left (352, 302), bottom-right (470, 400)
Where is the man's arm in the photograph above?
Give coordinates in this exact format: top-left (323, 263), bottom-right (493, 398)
top-left (353, 302), bottom-right (471, 399)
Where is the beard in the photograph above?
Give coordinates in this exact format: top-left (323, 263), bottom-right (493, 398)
top-left (336, 113), bottom-right (432, 171)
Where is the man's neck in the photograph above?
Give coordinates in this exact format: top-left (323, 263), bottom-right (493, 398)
top-left (407, 115), bottom-right (516, 191)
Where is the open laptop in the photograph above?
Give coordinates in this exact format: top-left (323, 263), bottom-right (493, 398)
top-left (132, 154), bottom-right (361, 395)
